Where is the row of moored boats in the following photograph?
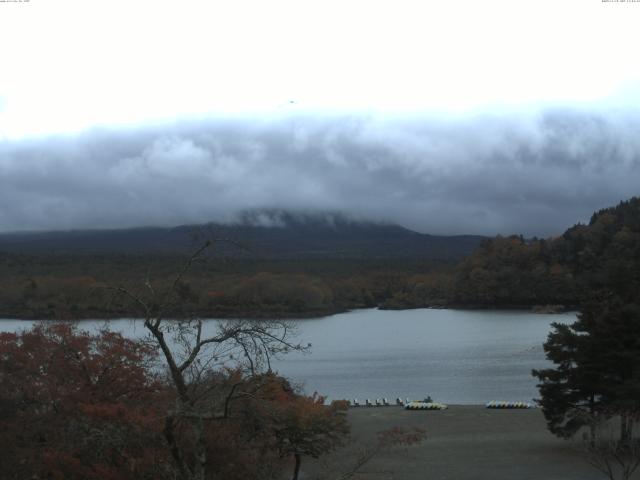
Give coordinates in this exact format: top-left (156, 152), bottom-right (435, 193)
top-left (349, 398), bottom-right (534, 410)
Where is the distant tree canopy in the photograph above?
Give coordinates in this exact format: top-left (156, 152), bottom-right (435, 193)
top-left (452, 235), bottom-right (574, 306)
top-left (0, 255), bottom-right (448, 319)
top-left (453, 197), bottom-right (640, 308)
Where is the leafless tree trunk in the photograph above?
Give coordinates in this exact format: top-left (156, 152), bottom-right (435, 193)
top-left (332, 427), bottom-right (426, 480)
top-left (583, 414), bottom-right (640, 480)
top-left (292, 453), bottom-right (302, 480)
top-left (109, 241), bottom-right (307, 480)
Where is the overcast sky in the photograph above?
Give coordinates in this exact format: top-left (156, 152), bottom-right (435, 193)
top-left (1, 0), bottom-right (639, 236)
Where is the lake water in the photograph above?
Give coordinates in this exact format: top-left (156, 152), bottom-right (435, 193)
top-left (0, 308), bottom-right (576, 404)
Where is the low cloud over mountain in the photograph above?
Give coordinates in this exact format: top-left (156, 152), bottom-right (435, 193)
top-left (2, 108), bottom-right (639, 236)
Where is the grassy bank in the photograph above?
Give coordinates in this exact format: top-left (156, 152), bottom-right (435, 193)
top-left (301, 406), bottom-right (618, 480)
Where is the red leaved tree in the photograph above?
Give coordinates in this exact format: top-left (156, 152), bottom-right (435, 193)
top-left (0, 323), bottom-right (167, 480)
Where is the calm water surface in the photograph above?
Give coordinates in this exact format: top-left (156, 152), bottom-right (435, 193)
top-left (0, 308), bottom-right (575, 404)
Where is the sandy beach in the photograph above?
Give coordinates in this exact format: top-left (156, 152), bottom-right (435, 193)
top-left (300, 405), bottom-right (636, 480)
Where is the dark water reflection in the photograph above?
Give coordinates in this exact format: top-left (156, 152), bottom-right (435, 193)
top-left (1, 308), bottom-right (575, 404)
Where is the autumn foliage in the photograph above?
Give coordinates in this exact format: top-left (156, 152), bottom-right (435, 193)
top-left (0, 323), bottom-right (349, 480)
top-left (0, 323), bottom-right (164, 479)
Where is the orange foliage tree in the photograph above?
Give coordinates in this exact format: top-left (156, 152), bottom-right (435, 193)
top-left (0, 323), bottom-right (166, 479)
top-left (243, 374), bottom-right (349, 480)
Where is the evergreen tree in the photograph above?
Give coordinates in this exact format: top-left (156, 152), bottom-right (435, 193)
top-left (534, 296), bottom-right (640, 442)
top-left (534, 198), bottom-right (640, 443)
top-left (533, 320), bottom-right (602, 439)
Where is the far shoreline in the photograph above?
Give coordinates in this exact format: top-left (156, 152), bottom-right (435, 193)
top-left (0, 303), bottom-right (579, 322)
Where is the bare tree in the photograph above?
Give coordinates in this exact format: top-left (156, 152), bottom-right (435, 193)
top-left (336, 427), bottom-right (426, 480)
top-left (109, 241), bottom-right (307, 480)
top-left (582, 412), bottom-right (640, 480)
top-left (306, 426), bottom-right (426, 480)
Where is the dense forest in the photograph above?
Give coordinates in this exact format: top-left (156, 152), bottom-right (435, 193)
top-left (0, 254), bottom-right (453, 319)
top-left (0, 198), bottom-right (638, 319)
top-left (450, 196), bottom-right (640, 309)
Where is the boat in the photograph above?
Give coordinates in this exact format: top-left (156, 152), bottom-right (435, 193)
top-left (485, 400), bottom-right (533, 409)
top-left (405, 401), bottom-right (448, 410)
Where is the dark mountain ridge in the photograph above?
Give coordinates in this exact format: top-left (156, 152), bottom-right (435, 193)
top-left (0, 211), bottom-right (485, 260)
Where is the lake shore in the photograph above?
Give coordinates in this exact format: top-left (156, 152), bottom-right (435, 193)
top-left (301, 405), bottom-right (612, 480)
top-left (0, 303), bottom-right (575, 321)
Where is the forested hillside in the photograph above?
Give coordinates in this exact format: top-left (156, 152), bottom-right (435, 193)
top-left (0, 199), bottom-right (638, 319)
top-left (0, 212), bottom-right (482, 319)
top-left (0, 251), bottom-right (456, 319)
top-left (448, 197), bottom-right (640, 309)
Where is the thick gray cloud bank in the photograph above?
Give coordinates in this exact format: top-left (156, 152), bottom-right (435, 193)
top-left (1, 108), bottom-right (639, 236)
